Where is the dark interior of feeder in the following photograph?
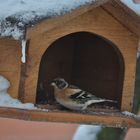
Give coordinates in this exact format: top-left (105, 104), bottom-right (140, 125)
top-left (36, 32), bottom-right (124, 112)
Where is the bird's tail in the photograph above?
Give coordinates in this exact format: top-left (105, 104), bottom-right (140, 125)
top-left (105, 99), bottom-right (117, 103)
top-left (86, 99), bottom-right (117, 107)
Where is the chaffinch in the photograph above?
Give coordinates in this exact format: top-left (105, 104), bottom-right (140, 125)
top-left (51, 78), bottom-right (116, 111)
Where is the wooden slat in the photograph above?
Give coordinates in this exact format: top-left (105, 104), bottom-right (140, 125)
top-left (0, 107), bottom-right (140, 128)
top-left (102, 0), bottom-right (140, 37)
top-left (0, 38), bottom-right (21, 98)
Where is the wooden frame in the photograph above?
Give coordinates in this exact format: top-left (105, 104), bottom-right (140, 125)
top-left (20, 7), bottom-right (138, 112)
top-left (0, 107), bottom-right (140, 128)
top-left (36, 31), bottom-right (125, 107)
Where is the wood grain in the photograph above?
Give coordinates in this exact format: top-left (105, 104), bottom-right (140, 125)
top-left (0, 107), bottom-right (140, 128)
top-left (102, 0), bottom-right (140, 37)
top-left (0, 38), bottom-right (21, 98)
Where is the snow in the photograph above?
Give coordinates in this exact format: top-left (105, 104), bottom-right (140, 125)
top-left (122, 111), bottom-right (137, 117)
top-left (0, 76), bottom-right (10, 94)
top-left (121, 0), bottom-right (140, 16)
top-left (73, 125), bottom-right (101, 140)
top-left (0, 0), bottom-right (139, 40)
top-left (0, 0), bottom-right (96, 40)
top-left (0, 92), bottom-right (36, 109)
top-left (21, 40), bottom-right (26, 63)
top-left (0, 75), bottom-right (37, 109)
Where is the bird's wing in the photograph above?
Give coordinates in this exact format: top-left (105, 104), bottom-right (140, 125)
top-left (69, 90), bottom-right (101, 104)
top-left (68, 86), bottom-right (117, 105)
top-left (68, 84), bottom-right (80, 89)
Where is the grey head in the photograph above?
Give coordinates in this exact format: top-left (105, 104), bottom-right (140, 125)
top-left (51, 78), bottom-right (68, 89)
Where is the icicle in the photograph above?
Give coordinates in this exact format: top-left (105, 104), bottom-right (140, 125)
top-left (21, 40), bottom-right (27, 63)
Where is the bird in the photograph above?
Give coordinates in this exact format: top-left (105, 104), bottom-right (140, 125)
top-left (51, 78), bottom-right (117, 111)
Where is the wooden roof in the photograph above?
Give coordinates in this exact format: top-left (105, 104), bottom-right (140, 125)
top-left (0, 0), bottom-right (139, 39)
top-left (26, 0), bottom-right (109, 39)
top-left (102, 0), bottom-right (140, 37)
top-left (27, 0), bottom-right (140, 39)
top-left (0, 0), bottom-right (109, 40)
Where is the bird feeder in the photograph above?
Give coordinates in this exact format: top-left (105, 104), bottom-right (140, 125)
top-left (0, 0), bottom-right (140, 127)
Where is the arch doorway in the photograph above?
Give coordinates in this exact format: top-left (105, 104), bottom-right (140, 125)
top-left (36, 32), bottom-right (124, 110)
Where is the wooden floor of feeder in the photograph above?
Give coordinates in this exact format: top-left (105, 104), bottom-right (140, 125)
top-left (0, 107), bottom-right (140, 128)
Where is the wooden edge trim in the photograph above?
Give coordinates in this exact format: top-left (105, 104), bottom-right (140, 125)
top-left (0, 107), bottom-right (140, 128)
top-left (18, 40), bottom-right (29, 102)
top-left (18, 63), bottom-right (26, 101)
top-left (102, 0), bottom-right (140, 37)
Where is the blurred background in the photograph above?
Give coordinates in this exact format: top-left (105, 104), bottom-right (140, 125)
top-left (0, 116), bottom-right (139, 140)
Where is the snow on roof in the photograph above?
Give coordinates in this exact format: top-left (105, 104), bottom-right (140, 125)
top-left (0, 0), bottom-right (139, 40)
top-left (121, 0), bottom-right (140, 16)
top-left (0, 0), bottom-right (96, 40)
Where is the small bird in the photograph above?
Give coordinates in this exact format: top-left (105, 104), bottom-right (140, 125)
top-left (51, 78), bottom-right (117, 111)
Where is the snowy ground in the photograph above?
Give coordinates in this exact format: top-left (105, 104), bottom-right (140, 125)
top-left (0, 75), bottom-right (37, 109)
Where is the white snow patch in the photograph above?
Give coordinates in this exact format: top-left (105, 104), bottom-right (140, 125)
top-left (73, 125), bottom-right (101, 140)
top-left (0, 92), bottom-right (36, 109)
top-left (121, 0), bottom-right (140, 16)
top-left (0, 25), bottom-right (24, 40)
top-left (122, 111), bottom-right (137, 117)
top-left (0, 76), bottom-right (10, 93)
top-left (0, 75), bottom-right (37, 110)
top-left (0, 0), bottom-right (96, 40)
top-left (21, 40), bottom-right (26, 63)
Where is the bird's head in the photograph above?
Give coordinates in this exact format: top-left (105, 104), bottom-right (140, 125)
top-left (51, 78), bottom-right (68, 89)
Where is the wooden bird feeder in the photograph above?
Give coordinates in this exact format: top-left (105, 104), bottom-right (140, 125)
top-left (0, 0), bottom-right (140, 127)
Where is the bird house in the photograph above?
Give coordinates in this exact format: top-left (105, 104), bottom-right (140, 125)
top-left (0, 0), bottom-right (140, 127)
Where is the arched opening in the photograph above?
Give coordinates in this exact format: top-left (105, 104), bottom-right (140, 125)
top-left (36, 31), bottom-right (124, 111)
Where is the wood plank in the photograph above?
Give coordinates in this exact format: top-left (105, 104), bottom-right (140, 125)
top-left (102, 0), bottom-right (140, 37)
top-left (0, 107), bottom-right (140, 128)
top-left (0, 38), bottom-right (21, 98)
